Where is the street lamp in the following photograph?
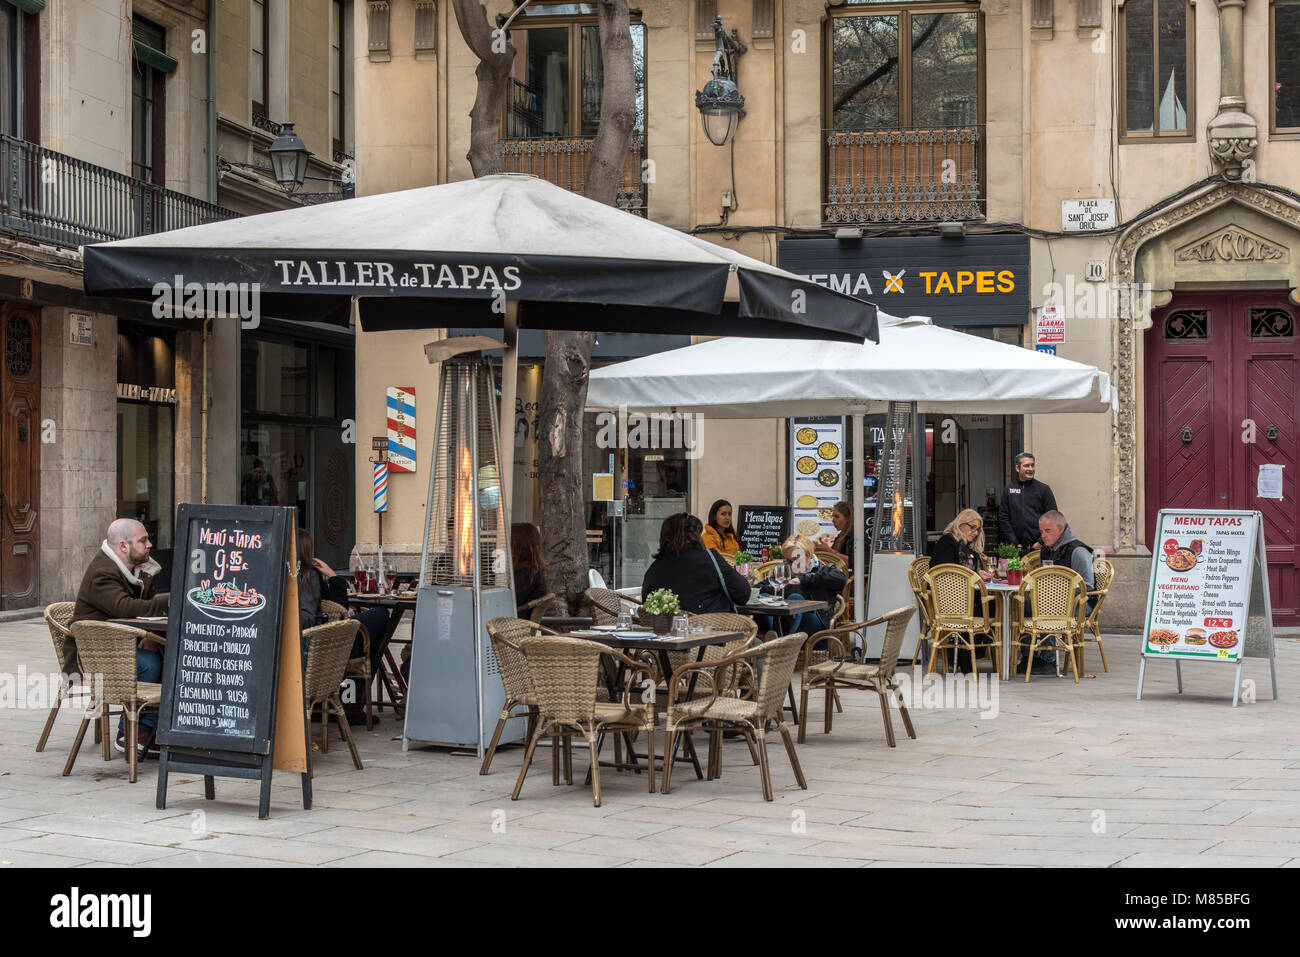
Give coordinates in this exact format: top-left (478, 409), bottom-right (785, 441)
top-left (695, 15), bottom-right (747, 147)
top-left (266, 122), bottom-right (311, 193)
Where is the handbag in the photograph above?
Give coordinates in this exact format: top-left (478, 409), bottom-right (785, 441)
top-left (706, 548), bottom-right (738, 614)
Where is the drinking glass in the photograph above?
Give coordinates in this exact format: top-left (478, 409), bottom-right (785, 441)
top-left (353, 568), bottom-right (366, 592)
top-left (771, 563), bottom-right (789, 597)
top-left (616, 610), bottom-right (633, 630)
top-left (673, 614), bottom-right (690, 638)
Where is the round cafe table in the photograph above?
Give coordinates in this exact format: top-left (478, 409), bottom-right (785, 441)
top-left (984, 580), bottom-right (1076, 680)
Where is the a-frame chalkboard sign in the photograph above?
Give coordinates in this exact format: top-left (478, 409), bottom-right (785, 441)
top-left (155, 504), bottom-right (311, 819)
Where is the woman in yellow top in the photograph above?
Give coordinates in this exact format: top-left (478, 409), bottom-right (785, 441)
top-left (701, 499), bottom-right (741, 555)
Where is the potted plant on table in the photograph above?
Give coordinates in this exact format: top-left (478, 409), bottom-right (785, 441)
top-left (996, 543), bottom-right (1018, 579)
top-left (643, 588), bottom-right (682, 635)
top-left (734, 551), bottom-right (755, 577)
top-left (1005, 556), bottom-right (1025, 586)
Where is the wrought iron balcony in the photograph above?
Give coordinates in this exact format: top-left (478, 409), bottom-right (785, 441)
top-left (824, 126), bottom-right (984, 224)
top-left (502, 134), bottom-right (647, 216)
top-left (1, 135), bottom-right (239, 250)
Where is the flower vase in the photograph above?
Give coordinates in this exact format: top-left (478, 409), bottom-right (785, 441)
top-left (737, 563), bottom-right (751, 577)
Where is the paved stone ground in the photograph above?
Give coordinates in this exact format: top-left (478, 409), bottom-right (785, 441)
top-left (1, 614), bottom-right (1297, 868)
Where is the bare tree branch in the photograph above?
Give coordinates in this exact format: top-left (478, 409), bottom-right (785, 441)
top-left (452, 0), bottom-right (516, 176)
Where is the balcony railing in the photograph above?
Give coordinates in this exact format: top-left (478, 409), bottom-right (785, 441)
top-left (824, 126), bottom-right (983, 224)
top-left (502, 134), bottom-right (647, 216)
top-left (1, 135), bottom-right (239, 250)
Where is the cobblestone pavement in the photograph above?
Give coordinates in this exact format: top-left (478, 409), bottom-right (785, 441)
top-left (1, 615), bottom-right (1297, 868)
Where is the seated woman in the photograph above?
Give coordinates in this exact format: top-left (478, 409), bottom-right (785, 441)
top-left (298, 529), bottom-right (392, 724)
top-left (816, 501), bottom-right (854, 571)
top-left (511, 522), bottom-right (547, 615)
top-left (760, 534), bottom-right (846, 640)
top-left (700, 499), bottom-right (741, 556)
top-left (931, 508), bottom-right (993, 581)
top-left (642, 512), bottom-right (750, 614)
top-left (930, 509), bottom-right (994, 672)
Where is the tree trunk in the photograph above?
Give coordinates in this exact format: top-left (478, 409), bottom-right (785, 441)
top-left (538, 0), bottom-right (636, 612)
top-left (455, 0), bottom-right (635, 614)
top-left (451, 0), bottom-right (514, 176)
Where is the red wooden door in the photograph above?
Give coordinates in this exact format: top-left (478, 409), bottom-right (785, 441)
top-left (1, 304), bottom-right (41, 609)
top-left (1146, 293), bottom-right (1299, 625)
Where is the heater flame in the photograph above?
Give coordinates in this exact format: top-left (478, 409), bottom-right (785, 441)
top-left (457, 445), bottom-right (474, 576)
top-left (891, 491), bottom-right (903, 539)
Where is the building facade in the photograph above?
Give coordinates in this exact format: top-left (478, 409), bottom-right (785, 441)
top-left (1, 0), bottom-right (357, 609)
top-left (342, 0), bottom-right (1300, 627)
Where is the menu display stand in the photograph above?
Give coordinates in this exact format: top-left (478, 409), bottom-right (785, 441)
top-left (1136, 509), bottom-right (1279, 707)
top-left (155, 505), bottom-right (311, 819)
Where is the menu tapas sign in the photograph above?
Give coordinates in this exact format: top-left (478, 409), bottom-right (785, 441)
top-left (156, 504), bottom-right (310, 818)
top-left (736, 505), bottom-right (791, 557)
top-left (1137, 509), bottom-right (1278, 707)
top-left (789, 417), bottom-right (845, 542)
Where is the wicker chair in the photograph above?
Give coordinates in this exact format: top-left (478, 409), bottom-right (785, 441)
top-left (750, 560), bottom-right (780, 582)
top-left (1022, 550), bottom-right (1041, 571)
top-left (512, 635), bottom-right (656, 806)
top-left (662, 632), bottom-right (808, 801)
top-left (36, 603), bottom-right (84, 753)
top-left (908, 556), bottom-right (932, 666)
top-left (520, 592), bottom-right (560, 623)
top-left (1011, 566), bottom-right (1086, 683)
top-left (1081, 559), bottom-right (1114, 672)
top-left (320, 598), bottom-right (374, 729)
top-left (799, 606), bottom-right (917, 747)
top-left (584, 587), bottom-right (641, 626)
top-left (302, 618), bottom-right (364, 768)
top-left (64, 622), bottom-right (161, 783)
top-left (482, 617), bottom-right (545, 775)
top-left (923, 564), bottom-right (998, 677)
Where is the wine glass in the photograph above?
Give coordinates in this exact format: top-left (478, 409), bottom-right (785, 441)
top-left (771, 563), bottom-right (789, 597)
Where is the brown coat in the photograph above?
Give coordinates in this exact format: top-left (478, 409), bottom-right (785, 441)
top-left (72, 546), bottom-right (169, 623)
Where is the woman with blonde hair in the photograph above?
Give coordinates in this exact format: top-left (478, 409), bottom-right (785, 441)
top-left (931, 508), bottom-right (992, 581)
top-left (758, 533), bottom-right (846, 638)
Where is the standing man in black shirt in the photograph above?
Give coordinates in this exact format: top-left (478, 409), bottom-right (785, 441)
top-left (997, 451), bottom-right (1057, 553)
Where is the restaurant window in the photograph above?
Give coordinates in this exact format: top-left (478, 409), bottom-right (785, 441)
top-left (0, 2), bottom-right (38, 141)
top-left (251, 0), bottom-right (269, 120)
top-left (1274, 0), bottom-right (1300, 133)
top-left (1120, 0), bottom-right (1194, 140)
top-left (825, 1), bottom-right (982, 223)
top-left (116, 328), bottom-right (177, 575)
top-left (240, 334), bottom-right (355, 571)
top-left (131, 17), bottom-right (167, 185)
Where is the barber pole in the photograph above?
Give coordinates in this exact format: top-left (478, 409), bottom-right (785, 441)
top-left (373, 462), bottom-right (388, 512)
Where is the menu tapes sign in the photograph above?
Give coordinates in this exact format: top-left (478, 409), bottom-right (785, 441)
top-left (790, 417), bottom-right (844, 541)
top-left (159, 505), bottom-right (292, 753)
top-left (736, 505), bottom-right (791, 556)
top-left (1142, 511), bottom-right (1258, 661)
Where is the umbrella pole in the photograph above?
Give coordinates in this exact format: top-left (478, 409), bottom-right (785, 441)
top-left (853, 414), bottom-right (866, 652)
top-left (500, 301), bottom-right (519, 531)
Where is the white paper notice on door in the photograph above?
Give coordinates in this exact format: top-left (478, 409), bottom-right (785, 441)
top-left (1257, 463), bottom-right (1284, 500)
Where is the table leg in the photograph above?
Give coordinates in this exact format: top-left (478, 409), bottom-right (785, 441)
top-left (1001, 595), bottom-right (1012, 681)
top-left (661, 648), bottom-right (704, 781)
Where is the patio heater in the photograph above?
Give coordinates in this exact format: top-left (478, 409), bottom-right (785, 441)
top-left (864, 401), bottom-right (925, 659)
top-left (403, 357), bottom-right (517, 755)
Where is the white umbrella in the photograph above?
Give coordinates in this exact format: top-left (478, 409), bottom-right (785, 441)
top-left (586, 311), bottom-right (1115, 636)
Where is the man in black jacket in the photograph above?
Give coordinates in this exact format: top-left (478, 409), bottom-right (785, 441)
top-left (997, 452), bottom-right (1057, 552)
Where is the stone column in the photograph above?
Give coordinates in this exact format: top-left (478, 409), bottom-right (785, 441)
top-left (1207, 0), bottom-right (1257, 180)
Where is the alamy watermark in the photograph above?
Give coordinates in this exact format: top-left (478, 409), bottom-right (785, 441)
top-left (1041, 276), bottom-right (1154, 323)
top-left (152, 276), bottom-right (261, 329)
top-left (593, 405), bottom-right (704, 460)
top-left (0, 667), bottom-right (101, 710)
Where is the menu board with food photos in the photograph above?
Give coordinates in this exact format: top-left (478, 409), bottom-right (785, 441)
top-left (789, 417), bottom-right (845, 543)
top-left (1138, 509), bottom-right (1278, 707)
